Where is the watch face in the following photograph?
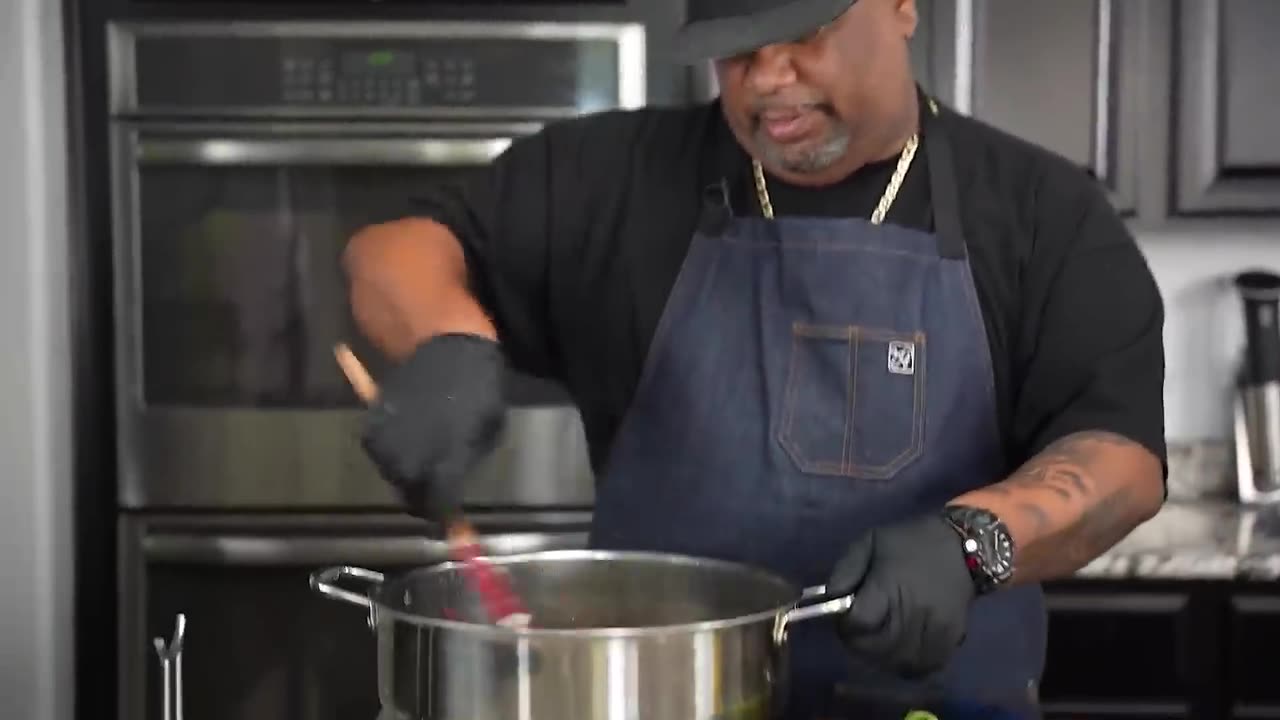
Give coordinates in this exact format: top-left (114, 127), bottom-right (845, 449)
top-left (983, 527), bottom-right (1014, 581)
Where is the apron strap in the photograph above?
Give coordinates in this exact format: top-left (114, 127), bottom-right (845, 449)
top-left (698, 101), bottom-right (748, 236)
top-left (921, 99), bottom-right (969, 260)
top-left (697, 178), bottom-right (733, 237)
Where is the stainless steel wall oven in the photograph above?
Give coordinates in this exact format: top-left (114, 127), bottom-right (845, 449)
top-left (109, 19), bottom-right (641, 512)
top-left (107, 19), bottom-right (640, 720)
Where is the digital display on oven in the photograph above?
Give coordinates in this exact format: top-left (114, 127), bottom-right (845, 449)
top-left (339, 48), bottom-right (416, 74)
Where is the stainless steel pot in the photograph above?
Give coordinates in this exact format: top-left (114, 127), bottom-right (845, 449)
top-left (311, 549), bottom-right (854, 720)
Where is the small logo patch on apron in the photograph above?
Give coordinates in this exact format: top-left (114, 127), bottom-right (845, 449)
top-left (887, 340), bottom-right (916, 375)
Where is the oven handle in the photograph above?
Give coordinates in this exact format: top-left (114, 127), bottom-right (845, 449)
top-left (133, 136), bottom-right (513, 166)
top-left (142, 531), bottom-right (588, 566)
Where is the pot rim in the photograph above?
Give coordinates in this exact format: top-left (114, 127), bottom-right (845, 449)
top-left (317, 549), bottom-right (836, 640)
top-left (380, 549), bottom-right (798, 639)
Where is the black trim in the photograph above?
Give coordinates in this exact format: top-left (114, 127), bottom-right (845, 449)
top-left (65, 0), bottom-right (121, 716)
top-left (922, 100), bottom-right (968, 260)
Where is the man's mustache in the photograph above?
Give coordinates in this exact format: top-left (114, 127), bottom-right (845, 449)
top-left (749, 98), bottom-right (835, 119)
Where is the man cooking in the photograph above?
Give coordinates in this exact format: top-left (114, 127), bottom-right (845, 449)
top-left (344, 0), bottom-right (1168, 716)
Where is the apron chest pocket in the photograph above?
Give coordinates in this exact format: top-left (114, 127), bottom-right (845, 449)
top-left (777, 323), bottom-right (926, 480)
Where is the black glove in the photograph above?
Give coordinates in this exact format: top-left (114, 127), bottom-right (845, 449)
top-left (828, 513), bottom-right (976, 679)
top-left (359, 334), bottom-right (507, 525)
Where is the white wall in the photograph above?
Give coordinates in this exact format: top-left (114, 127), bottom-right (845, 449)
top-left (0, 0), bottom-right (76, 716)
top-left (1140, 229), bottom-right (1280, 442)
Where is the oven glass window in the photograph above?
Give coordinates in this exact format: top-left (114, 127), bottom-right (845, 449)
top-left (137, 162), bottom-right (479, 408)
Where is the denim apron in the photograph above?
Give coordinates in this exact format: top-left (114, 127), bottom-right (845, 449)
top-left (589, 98), bottom-right (1046, 719)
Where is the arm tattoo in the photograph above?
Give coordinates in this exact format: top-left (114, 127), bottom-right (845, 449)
top-left (985, 431), bottom-right (1155, 579)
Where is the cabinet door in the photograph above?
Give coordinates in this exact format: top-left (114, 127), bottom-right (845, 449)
top-left (1038, 590), bottom-right (1193, 715)
top-left (960, 0), bottom-right (1151, 216)
top-left (1173, 0), bottom-right (1280, 215)
top-left (1228, 593), bottom-right (1280, 718)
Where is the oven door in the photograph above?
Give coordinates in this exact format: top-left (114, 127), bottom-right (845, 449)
top-left (118, 512), bottom-right (590, 720)
top-left (111, 122), bottom-right (593, 510)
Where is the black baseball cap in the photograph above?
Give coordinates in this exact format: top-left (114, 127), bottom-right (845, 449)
top-left (672, 0), bottom-right (856, 63)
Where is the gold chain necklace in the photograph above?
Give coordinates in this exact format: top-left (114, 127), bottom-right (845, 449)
top-left (752, 97), bottom-right (938, 224)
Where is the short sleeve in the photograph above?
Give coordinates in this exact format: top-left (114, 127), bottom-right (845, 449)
top-left (1012, 181), bottom-right (1168, 476)
top-left (407, 127), bottom-right (573, 380)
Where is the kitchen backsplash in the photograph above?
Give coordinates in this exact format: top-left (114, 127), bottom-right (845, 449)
top-left (1135, 229), bottom-right (1280, 501)
top-left (1165, 439), bottom-right (1232, 500)
top-left (1139, 229), bottom-right (1280, 443)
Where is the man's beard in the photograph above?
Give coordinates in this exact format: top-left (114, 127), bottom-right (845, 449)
top-left (752, 125), bottom-right (851, 175)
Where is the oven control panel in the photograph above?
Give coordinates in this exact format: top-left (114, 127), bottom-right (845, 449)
top-left (282, 47), bottom-right (480, 106)
top-left (113, 22), bottom-right (646, 117)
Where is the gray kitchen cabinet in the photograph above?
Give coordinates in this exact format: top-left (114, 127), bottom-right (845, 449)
top-left (959, 0), bottom-right (1153, 217)
top-left (910, 0), bottom-right (960, 107)
top-left (1172, 0), bottom-right (1280, 216)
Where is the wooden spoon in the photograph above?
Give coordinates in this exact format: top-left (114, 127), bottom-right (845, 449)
top-left (334, 342), bottom-right (532, 629)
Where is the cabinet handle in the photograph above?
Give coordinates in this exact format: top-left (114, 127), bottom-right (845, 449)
top-left (153, 614), bottom-right (186, 720)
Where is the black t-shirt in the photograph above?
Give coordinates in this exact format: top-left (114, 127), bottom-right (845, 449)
top-left (409, 98), bottom-right (1167, 481)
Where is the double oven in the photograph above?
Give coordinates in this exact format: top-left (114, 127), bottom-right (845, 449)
top-left (106, 17), bottom-right (658, 720)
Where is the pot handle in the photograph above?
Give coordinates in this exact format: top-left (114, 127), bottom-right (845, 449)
top-left (773, 584), bottom-right (855, 645)
top-left (310, 565), bottom-right (385, 627)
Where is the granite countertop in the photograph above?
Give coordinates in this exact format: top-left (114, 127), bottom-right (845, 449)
top-left (1075, 499), bottom-right (1280, 580)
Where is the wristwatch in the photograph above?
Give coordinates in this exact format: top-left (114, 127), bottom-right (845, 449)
top-left (943, 505), bottom-right (1015, 595)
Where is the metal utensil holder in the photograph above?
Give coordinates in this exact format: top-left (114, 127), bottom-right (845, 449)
top-left (153, 614), bottom-right (187, 720)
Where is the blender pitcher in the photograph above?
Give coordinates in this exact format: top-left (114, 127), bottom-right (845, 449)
top-left (1233, 270), bottom-right (1280, 503)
